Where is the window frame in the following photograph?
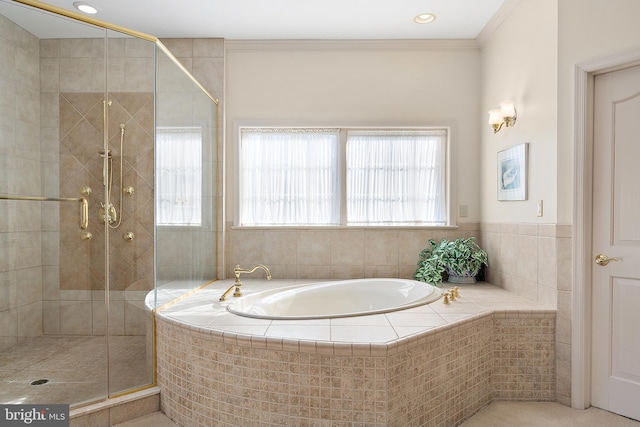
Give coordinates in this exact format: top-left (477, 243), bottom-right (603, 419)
top-left (156, 122), bottom-right (214, 230)
top-left (233, 124), bottom-right (453, 228)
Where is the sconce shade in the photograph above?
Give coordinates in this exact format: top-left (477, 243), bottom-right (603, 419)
top-left (499, 101), bottom-right (516, 118)
top-left (488, 109), bottom-right (503, 125)
top-left (488, 101), bottom-right (517, 133)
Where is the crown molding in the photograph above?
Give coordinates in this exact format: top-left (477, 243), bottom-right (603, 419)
top-left (225, 39), bottom-right (479, 52)
top-left (476, 0), bottom-right (522, 47)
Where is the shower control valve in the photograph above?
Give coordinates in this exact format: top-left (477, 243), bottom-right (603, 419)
top-left (123, 231), bottom-right (134, 242)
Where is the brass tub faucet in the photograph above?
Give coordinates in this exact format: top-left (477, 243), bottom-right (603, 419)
top-left (219, 264), bottom-right (272, 301)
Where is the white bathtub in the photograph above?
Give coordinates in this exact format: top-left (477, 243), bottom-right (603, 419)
top-left (227, 278), bottom-right (442, 320)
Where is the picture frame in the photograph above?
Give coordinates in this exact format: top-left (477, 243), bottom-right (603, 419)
top-left (497, 143), bottom-right (528, 201)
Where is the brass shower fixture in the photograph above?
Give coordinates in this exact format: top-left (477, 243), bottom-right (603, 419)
top-left (100, 122), bottom-right (127, 228)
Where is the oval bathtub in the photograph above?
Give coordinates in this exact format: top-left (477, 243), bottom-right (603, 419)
top-left (227, 278), bottom-right (442, 320)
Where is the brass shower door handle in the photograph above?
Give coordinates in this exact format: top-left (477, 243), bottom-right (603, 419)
top-left (595, 254), bottom-right (620, 266)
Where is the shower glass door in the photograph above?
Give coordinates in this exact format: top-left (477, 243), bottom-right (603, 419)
top-left (154, 43), bottom-right (218, 306)
top-left (104, 29), bottom-right (156, 396)
top-left (0, 0), bottom-right (110, 406)
top-left (1, 0), bottom-right (217, 409)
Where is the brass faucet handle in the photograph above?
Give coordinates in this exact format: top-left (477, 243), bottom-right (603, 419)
top-left (443, 291), bottom-right (451, 305)
top-left (453, 286), bottom-right (460, 298)
top-left (448, 288), bottom-right (456, 301)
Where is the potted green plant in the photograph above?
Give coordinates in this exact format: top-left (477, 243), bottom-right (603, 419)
top-left (413, 237), bottom-right (488, 286)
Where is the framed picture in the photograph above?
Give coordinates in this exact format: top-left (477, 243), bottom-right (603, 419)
top-left (497, 143), bottom-right (528, 201)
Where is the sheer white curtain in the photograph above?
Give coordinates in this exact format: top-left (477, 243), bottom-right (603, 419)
top-left (240, 128), bottom-right (340, 225)
top-left (346, 130), bottom-right (447, 225)
top-left (156, 127), bottom-right (202, 226)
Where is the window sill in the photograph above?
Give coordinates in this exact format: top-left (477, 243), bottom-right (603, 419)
top-left (230, 224), bottom-right (461, 231)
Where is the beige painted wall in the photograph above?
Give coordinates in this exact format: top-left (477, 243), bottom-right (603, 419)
top-left (225, 40), bottom-right (483, 224)
top-left (479, 0), bottom-right (558, 224)
top-left (557, 0), bottom-right (640, 224)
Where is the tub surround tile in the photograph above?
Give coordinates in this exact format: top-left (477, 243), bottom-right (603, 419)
top-left (331, 325), bottom-right (398, 343)
top-left (157, 280), bottom-right (543, 347)
top-left (430, 299), bottom-right (486, 315)
top-left (392, 325), bottom-right (437, 338)
top-left (157, 285), bottom-right (555, 426)
top-left (384, 311), bottom-right (447, 327)
top-left (266, 324), bottom-right (331, 341)
top-left (330, 314), bottom-right (391, 326)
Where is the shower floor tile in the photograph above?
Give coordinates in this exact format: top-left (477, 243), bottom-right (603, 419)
top-left (0, 335), bottom-right (151, 406)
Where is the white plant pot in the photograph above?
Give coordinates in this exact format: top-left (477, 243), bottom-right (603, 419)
top-left (445, 267), bottom-right (479, 284)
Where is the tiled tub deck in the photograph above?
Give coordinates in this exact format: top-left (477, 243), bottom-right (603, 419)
top-left (154, 280), bottom-right (555, 427)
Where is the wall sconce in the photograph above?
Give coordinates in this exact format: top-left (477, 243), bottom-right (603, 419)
top-left (488, 101), bottom-right (517, 133)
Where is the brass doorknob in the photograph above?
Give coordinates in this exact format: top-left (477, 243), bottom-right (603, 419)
top-left (595, 254), bottom-right (620, 266)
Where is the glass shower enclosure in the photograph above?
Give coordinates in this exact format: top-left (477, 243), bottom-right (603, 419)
top-left (0, 0), bottom-right (218, 408)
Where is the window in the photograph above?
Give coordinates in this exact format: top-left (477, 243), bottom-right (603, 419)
top-left (347, 130), bottom-right (447, 225)
top-left (239, 128), bottom-right (340, 225)
top-left (156, 127), bottom-right (203, 226)
top-left (238, 127), bottom-right (448, 226)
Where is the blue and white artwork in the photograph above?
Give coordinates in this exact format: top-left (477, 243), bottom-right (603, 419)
top-left (497, 143), bottom-right (528, 201)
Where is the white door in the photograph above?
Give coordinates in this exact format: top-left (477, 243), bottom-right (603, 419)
top-left (591, 64), bottom-right (640, 421)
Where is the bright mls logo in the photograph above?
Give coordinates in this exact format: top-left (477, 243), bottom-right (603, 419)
top-left (1, 405), bottom-right (69, 426)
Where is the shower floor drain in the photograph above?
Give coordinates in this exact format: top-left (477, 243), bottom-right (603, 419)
top-left (30, 379), bottom-right (49, 386)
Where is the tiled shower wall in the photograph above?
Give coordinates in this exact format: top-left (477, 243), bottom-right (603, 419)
top-left (478, 222), bottom-right (572, 406)
top-left (39, 37), bottom-right (157, 336)
top-left (0, 15), bottom-right (43, 350)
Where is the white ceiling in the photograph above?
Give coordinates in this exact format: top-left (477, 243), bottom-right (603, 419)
top-left (4, 0), bottom-right (506, 40)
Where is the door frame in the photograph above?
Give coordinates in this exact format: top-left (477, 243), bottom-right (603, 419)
top-left (573, 47), bottom-right (640, 409)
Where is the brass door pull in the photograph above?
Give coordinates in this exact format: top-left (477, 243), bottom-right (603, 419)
top-left (595, 254), bottom-right (620, 266)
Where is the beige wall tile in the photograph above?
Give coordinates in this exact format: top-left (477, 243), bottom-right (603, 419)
top-left (556, 290), bottom-right (572, 344)
top-left (59, 39), bottom-right (104, 58)
top-left (123, 57), bottom-right (154, 92)
top-left (17, 301), bottom-right (42, 337)
top-left (297, 231), bottom-right (331, 265)
top-left (538, 236), bottom-right (557, 287)
top-left (59, 300), bottom-right (92, 335)
top-left (518, 223), bottom-right (539, 236)
top-left (159, 39), bottom-right (193, 58)
top-left (557, 238), bottom-right (573, 291)
top-left (365, 265), bottom-right (399, 278)
top-left (516, 234), bottom-right (539, 282)
top-left (193, 39), bottom-right (224, 58)
top-left (330, 230), bottom-right (364, 266)
top-left (330, 265), bottom-right (365, 279)
top-left (42, 301), bottom-right (60, 335)
top-left (60, 58), bottom-right (105, 92)
top-left (364, 230), bottom-right (399, 266)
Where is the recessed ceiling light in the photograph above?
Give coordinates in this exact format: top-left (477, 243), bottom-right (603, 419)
top-left (414, 13), bottom-right (436, 24)
top-left (73, 2), bottom-right (98, 14)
